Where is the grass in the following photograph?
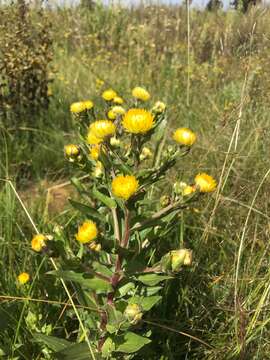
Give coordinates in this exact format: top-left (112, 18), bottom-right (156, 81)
top-left (1, 2), bottom-right (270, 359)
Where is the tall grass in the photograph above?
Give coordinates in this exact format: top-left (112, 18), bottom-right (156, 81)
top-left (1, 2), bottom-right (270, 358)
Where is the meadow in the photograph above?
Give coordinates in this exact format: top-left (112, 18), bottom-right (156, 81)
top-left (1, 2), bottom-right (270, 359)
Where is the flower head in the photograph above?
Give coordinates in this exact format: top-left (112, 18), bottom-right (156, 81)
top-left (132, 87), bottom-right (150, 101)
top-left (195, 173), bottom-right (217, 193)
top-left (152, 101), bottom-right (166, 114)
top-left (93, 161), bottom-right (104, 178)
top-left (122, 109), bottom-right (154, 134)
top-left (70, 101), bottom-right (86, 114)
top-left (89, 145), bottom-right (100, 160)
top-left (76, 220), bottom-right (98, 244)
top-left (113, 96), bottom-right (124, 104)
top-left (89, 120), bottom-right (116, 140)
top-left (182, 185), bottom-right (196, 196)
top-left (112, 175), bottom-right (139, 200)
top-left (124, 303), bottom-right (143, 324)
top-left (173, 128), bottom-right (196, 146)
top-left (139, 146), bottom-right (153, 161)
top-left (102, 89), bottom-right (117, 101)
top-left (89, 242), bottom-right (102, 252)
top-left (83, 100), bottom-right (94, 110)
top-left (31, 234), bottom-right (46, 252)
top-left (87, 131), bottom-right (103, 145)
top-left (17, 272), bottom-right (30, 285)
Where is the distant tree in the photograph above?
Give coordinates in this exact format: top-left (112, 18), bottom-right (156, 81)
top-left (206, 0), bottom-right (223, 11)
top-left (230, 0), bottom-right (262, 12)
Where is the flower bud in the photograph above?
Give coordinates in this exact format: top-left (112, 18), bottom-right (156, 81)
top-left (171, 249), bottom-right (192, 271)
top-left (93, 161), bottom-right (104, 178)
top-left (160, 195), bottom-right (170, 207)
top-left (161, 249), bottom-right (192, 273)
top-left (139, 147), bottom-right (153, 161)
top-left (64, 144), bottom-right (82, 162)
top-left (173, 181), bottom-right (187, 195)
top-left (124, 304), bottom-right (143, 325)
top-left (110, 136), bottom-right (121, 147)
top-left (89, 242), bottom-right (102, 252)
top-left (152, 101), bottom-right (166, 114)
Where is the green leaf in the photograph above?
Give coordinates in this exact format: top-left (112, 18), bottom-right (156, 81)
top-left (70, 177), bottom-right (88, 195)
top-left (114, 332), bottom-right (151, 353)
top-left (92, 187), bottom-right (117, 209)
top-left (116, 282), bottom-right (136, 298)
top-left (69, 199), bottom-right (105, 223)
top-left (55, 342), bottom-right (101, 360)
top-left (127, 295), bottom-right (161, 311)
top-left (136, 274), bottom-right (173, 286)
top-left (102, 337), bottom-right (115, 357)
top-left (48, 270), bottom-right (112, 292)
top-left (35, 333), bottom-right (71, 352)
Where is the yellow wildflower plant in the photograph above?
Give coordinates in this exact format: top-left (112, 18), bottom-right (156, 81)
top-left (195, 173), bottom-right (217, 193)
top-left (89, 120), bottom-right (116, 140)
top-left (43, 84), bottom-right (219, 356)
top-left (112, 175), bottom-right (139, 200)
top-left (102, 89), bottom-right (117, 101)
top-left (83, 100), bottom-right (94, 110)
top-left (31, 234), bottom-right (46, 252)
top-left (122, 108), bottom-right (154, 134)
top-left (132, 86), bottom-right (150, 101)
top-left (17, 272), bottom-right (30, 285)
top-left (173, 128), bottom-right (196, 146)
top-left (76, 220), bottom-right (98, 244)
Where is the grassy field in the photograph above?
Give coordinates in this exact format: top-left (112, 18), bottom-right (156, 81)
top-left (1, 2), bottom-right (270, 359)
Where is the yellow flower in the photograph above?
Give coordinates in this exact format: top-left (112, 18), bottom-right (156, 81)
top-left (70, 101), bottom-right (86, 113)
top-left (89, 145), bottom-right (100, 160)
top-left (132, 86), bottom-right (150, 101)
top-left (17, 272), bottom-right (30, 285)
top-left (195, 173), bottom-right (217, 193)
top-left (173, 128), bottom-right (196, 146)
top-left (83, 100), bottom-right (94, 110)
top-left (31, 234), bottom-right (46, 252)
top-left (87, 131), bottom-right (103, 145)
top-left (152, 101), bottom-right (166, 114)
top-left (110, 137), bottom-right (121, 147)
top-left (76, 220), bottom-right (98, 244)
top-left (183, 185), bottom-right (196, 196)
top-left (113, 96), bottom-right (124, 104)
top-left (102, 89), bottom-right (117, 101)
top-left (122, 109), bottom-right (154, 134)
top-left (112, 175), bottom-right (139, 200)
top-left (89, 120), bottom-right (116, 140)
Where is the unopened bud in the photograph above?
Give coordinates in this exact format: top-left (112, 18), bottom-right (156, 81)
top-left (152, 101), bottom-right (166, 114)
top-left (64, 144), bottom-right (82, 162)
top-left (173, 181), bottom-right (187, 195)
top-left (110, 136), bottom-right (121, 147)
top-left (161, 249), bottom-right (192, 273)
top-left (124, 304), bottom-right (143, 325)
top-left (89, 242), bottom-right (101, 252)
top-left (93, 161), bottom-right (103, 178)
top-left (139, 147), bottom-right (153, 161)
top-left (160, 195), bottom-right (170, 207)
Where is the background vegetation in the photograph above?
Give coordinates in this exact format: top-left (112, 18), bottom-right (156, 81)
top-left (1, 1), bottom-right (270, 358)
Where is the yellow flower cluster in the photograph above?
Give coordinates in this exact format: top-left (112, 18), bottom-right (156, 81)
top-left (122, 109), bottom-right (154, 134)
top-left (112, 175), bottom-right (139, 200)
top-left (76, 220), bottom-right (98, 244)
top-left (70, 100), bottom-right (94, 113)
top-left (102, 89), bottom-right (117, 101)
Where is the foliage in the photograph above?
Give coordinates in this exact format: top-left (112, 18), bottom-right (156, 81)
top-left (0, 0), bottom-right (53, 123)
